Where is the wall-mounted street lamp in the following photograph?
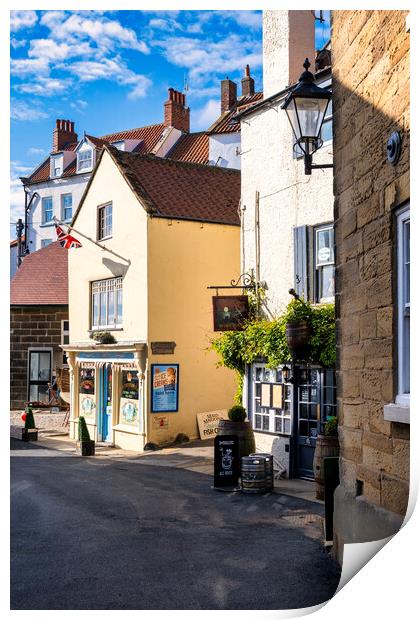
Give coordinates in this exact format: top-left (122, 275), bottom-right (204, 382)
top-left (282, 58), bottom-right (333, 175)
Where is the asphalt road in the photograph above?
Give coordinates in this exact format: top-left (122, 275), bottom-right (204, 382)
top-left (11, 439), bottom-right (341, 610)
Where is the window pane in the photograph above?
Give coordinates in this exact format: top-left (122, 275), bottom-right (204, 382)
top-left (117, 289), bottom-right (123, 324)
top-left (30, 353), bottom-right (40, 381)
top-left (39, 353), bottom-right (51, 380)
top-left (318, 264), bottom-right (335, 301)
top-left (80, 369), bottom-right (95, 394)
top-left (108, 290), bottom-right (115, 325)
top-left (321, 119), bottom-right (332, 143)
top-left (100, 292), bottom-right (107, 325)
top-left (93, 293), bottom-right (99, 327)
top-left (316, 227), bottom-right (334, 265)
top-left (42, 197), bottom-right (53, 223)
top-left (62, 194), bottom-right (72, 220)
top-left (121, 370), bottom-right (139, 400)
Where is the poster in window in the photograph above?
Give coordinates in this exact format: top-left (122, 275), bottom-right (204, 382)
top-left (212, 295), bottom-right (249, 331)
top-left (272, 384), bottom-right (283, 409)
top-left (261, 383), bottom-right (271, 408)
top-left (151, 364), bottom-right (179, 413)
top-left (121, 370), bottom-right (139, 400)
top-left (79, 368), bottom-right (95, 394)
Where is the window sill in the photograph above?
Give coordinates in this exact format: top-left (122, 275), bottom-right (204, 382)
top-left (40, 221), bottom-right (55, 228)
top-left (383, 402), bottom-right (410, 424)
top-left (98, 235), bottom-right (112, 242)
top-left (89, 327), bottom-right (123, 335)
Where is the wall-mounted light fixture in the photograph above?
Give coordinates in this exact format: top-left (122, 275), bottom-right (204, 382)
top-left (281, 364), bottom-right (295, 385)
top-left (282, 59), bottom-right (333, 175)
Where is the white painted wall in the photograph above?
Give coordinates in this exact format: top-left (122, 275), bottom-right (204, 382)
top-left (26, 174), bottom-right (89, 252)
top-left (208, 133), bottom-right (241, 169)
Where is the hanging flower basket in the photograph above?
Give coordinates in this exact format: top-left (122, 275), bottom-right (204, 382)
top-left (285, 320), bottom-right (312, 360)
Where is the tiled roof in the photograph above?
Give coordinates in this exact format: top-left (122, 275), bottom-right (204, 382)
top-left (11, 241), bottom-right (68, 306)
top-left (107, 148), bottom-right (240, 226)
top-left (208, 92), bottom-right (263, 134)
top-left (166, 132), bottom-right (209, 164)
top-left (26, 123), bottom-right (167, 185)
top-left (100, 123), bottom-right (166, 153)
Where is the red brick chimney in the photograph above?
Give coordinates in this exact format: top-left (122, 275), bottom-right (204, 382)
top-left (52, 119), bottom-right (78, 153)
top-left (221, 77), bottom-right (237, 113)
top-left (241, 64), bottom-right (255, 97)
top-left (164, 88), bottom-right (190, 133)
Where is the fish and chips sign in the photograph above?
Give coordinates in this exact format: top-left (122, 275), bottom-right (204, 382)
top-left (197, 410), bottom-right (227, 440)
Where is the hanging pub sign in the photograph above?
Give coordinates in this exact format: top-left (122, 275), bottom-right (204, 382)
top-left (212, 295), bottom-right (249, 332)
top-left (151, 364), bottom-right (179, 413)
top-left (213, 434), bottom-right (240, 488)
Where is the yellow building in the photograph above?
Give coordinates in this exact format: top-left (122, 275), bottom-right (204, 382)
top-left (63, 146), bottom-right (240, 450)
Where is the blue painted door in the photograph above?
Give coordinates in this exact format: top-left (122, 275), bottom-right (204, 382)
top-left (102, 365), bottom-right (112, 442)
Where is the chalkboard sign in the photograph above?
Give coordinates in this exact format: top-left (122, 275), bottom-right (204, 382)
top-left (213, 435), bottom-right (240, 488)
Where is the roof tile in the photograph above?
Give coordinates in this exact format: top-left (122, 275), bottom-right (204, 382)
top-left (11, 241), bottom-right (68, 305)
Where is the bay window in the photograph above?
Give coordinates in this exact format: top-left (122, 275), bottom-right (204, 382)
top-left (91, 277), bottom-right (122, 330)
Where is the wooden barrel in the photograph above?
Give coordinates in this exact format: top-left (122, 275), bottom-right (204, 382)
top-left (313, 435), bottom-right (340, 500)
top-left (241, 456), bottom-right (267, 494)
top-left (249, 453), bottom-right (274, 491)
top-left (217, 420), bottom-right (256, 459)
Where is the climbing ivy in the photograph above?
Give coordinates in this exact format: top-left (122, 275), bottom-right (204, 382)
top-left (211, 298), bottom-right (336, 402)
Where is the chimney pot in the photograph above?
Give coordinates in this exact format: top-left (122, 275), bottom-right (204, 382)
top-left (221, 77), bottom-right (237, 113)
top-left (52, 118), bottom-right (78, 153)
top-left (241, 65), bottom-right (255, 97)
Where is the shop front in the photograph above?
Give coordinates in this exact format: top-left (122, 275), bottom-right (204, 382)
top-left (246, 362), bottom-right (337, 479)
top-left (64, 344), bottom-right (147, 451)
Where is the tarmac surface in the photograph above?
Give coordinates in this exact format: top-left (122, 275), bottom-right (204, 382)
top-left (10, 437), bottom-right (341, 610)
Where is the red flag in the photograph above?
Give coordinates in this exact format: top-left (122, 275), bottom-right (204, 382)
top-left (55, 225), bottom-right (82, 249)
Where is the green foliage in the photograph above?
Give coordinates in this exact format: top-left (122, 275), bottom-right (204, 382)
top-left (78, 416), bottom-right (91, 442)
top-left (24, 404), bottom-right (36, 430)
top-left (228, 404), bottom-right (247, 422)
top-left (323, 416), bottom-right (338, 437)
top-left (211, 298), bottom-right (336, 400)
top-left (93, 331), bottom-right (116, 344)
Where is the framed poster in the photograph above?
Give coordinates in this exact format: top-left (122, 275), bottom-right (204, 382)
top-left (151, 364), bottom-right (179, 413)
top-left (261, 383), bottom-right (271, 407)
top-left (121, 370), bottom-right (139, 400)
top-left (212, 295), bottom-right (249, 331)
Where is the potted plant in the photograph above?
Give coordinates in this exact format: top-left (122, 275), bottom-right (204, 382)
top-left (217, 405), bottom-right (256, 458)
top-left (93, 331), bottom-right (116, 345)
top-left (313, 416), bottom-right (339, 500)
top-left (285, 289), bottom-right (312, 360)
top-left (77, 416), bottom-right (95, 456)
top-left (22, 403), bottom-right (38, 442)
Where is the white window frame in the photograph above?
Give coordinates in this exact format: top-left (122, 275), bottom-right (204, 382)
top-left (314, 223), bottom-right (335, 303)
top-left (42, 196), bottom-right (53, 224)
top-left (98, 202), bottom-right (113, 240)
top-left (77, 148), bottom-right (93, 172)
top-left (251, 363), bottom-right (292, 435)
top-left (91, 277), bottom-right (122, 330)
top-left (396, 204), bottom-right (410, 404)
top-left (50, 154), bottom-right (63, 178)
top-left (61, 193), bottom-right (73, 221)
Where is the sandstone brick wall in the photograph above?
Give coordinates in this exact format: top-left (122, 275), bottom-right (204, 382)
top-left (332, 10), bottom-right (410, 515)
top-left (10, 305), bottom-right (68, 409)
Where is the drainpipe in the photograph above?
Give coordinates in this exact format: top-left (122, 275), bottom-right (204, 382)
top-left (20, 179), bottom-right (39, 257)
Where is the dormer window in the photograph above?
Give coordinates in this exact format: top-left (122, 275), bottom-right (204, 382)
top-left (111, 140), bottom-right (125, 151)
top-left (77, 148), bottom-right (93, 172)
top-left (51, 154), bottom-right (63, 178)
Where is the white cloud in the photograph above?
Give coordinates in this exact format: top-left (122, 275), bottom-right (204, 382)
top-left (27, 147), bottom-right (46, 156)
top-left (10, 56), bottom-right (50, 76)
top-left (28, 39), bottom-right (94, 62)
top-left (223, 11), bottom-right (261, 29)
top-left (127, 76), bottom-right (153, 100)
top-left (10, 10), bottom-right (38, 32)
top-left (10, 162), bottom-right (32, 225)
top-left (10, 37), bottom-right (27, 49)
top-left (15, 76), bottom-right (73, 96)
top-left (11, 100), bottom-right (48, 121)
top-left (191, 98), bottom-right (220, 131)
top-left (70, 99), bottom-right (88, 111)
top-left (155, 34), bottom-right (262, 87)
top-left (149, 18), bottom-right (181, 32)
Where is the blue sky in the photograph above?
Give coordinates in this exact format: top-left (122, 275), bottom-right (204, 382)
top-left (10, 9), bottom-right (330, 232)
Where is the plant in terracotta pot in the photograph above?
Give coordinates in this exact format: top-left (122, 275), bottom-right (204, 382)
top-left (78, 416), bottom-right (95, 456)
top-left (22, 403), bottom-right (38, 442)
top-left (217, 405), bottom-right (255, 458)
top-left (313, 415), bottom-right (339, 500)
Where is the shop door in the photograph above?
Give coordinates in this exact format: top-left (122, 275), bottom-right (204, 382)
top-left (293, 367), bottom-right (337, 480)
top-left (102, 365), bottom-right (112, 442)
top-left (28, 350), bottom-right (52, 404)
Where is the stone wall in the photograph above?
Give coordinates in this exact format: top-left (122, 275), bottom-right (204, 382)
top-left (332, 10), bottom-right (410, 557)
top-left (10, 305), bottom-right (68, 409)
